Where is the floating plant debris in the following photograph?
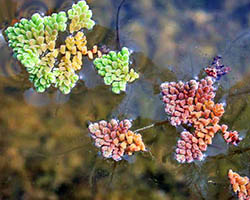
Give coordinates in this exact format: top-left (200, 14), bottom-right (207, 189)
top-left (204, 55), bottom-right (231, 79)
top-left (160, 56), bottom-right (240, 163)
top-left (228, 170), bottom-right (250, 200)
top-left (67, 0), bottom-right (95, 33)
top-left (93, 47), bottom-right (139, 94)
top-left (88, 119), bottom-right (146, 161)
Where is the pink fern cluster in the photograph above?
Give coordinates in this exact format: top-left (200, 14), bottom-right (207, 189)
top-left (160, 77), bottom-right (215, 126)
top-left (160, 57), bottom-right (241, 163)
top-left (88, 119), bottom-right (146, 161)
top-left (175, 131), bottom-right (204, 163)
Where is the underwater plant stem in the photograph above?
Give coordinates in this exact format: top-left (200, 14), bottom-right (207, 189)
top-left (194, 183), bottom-right (206, 200)
top-left (134, 120), bottom-right (169, 133)
top-left (116, 0), bottom-right (126, 50)
top-left (109, 161), bottom-right (118, 187)
top-left (21, 144), bottom-right (87, 159)
top-left (210, 147), bottom-right (250, 160)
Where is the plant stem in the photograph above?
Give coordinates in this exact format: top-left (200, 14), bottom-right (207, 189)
top-left (116, 0), bottom-right (126, 50)
top-left (134, 120), bottom-right (169, 133)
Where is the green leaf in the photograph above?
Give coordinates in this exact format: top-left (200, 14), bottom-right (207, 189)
top-left (123, 65), bottom-right (129, 74)
top-left (112, 81), bottom-right (119, 87)
top-left (86, 10), bottom-right (92, 18)
top-left (109, 51), bottom-right (116, 57)
top-left (93, 58), bottom-right (101, 65)
top-left (37, 86), bottom-right (46, 93)
top-left (112, 87), bottom-right (120, 94)
top-left (98, 70), bottom-right (106, 76)
top-left (40, 78), bottom-right (46, 85)
top-left (112, 62), bottom-right (118, 69)
top-left (119, 81), bottom-right (127, 91)
top-left (105, 65), bottom-right (112, 73)
top-left (121, 47), bottom-right (129, 55)
top-left (95, 63), bottom-right (103, 70)
top-left (122, 55), bottom-right (129, 61)
top-left (20, 18), bottom-right (28, 25)
top-left (31, 13), bottom-right (40, 23)
top-left (102, 58), bottom-right (109, 66)
top-left (78, 0), bottom-right (87, 7)
top-left (104, 76), bottom-right (112, 85)
top-left (63, 86), bottom-right (71, 94)
top-left (72, 75), bottom-right (79, 81)
top-left (115, 69), bottom-right (121, 76)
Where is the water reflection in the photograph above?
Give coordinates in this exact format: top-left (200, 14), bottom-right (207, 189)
top-left (53, 90), bottom-right (70, 105)
top-left (0, 29), bottom-right (21, 77)
top-left (113, 80), bottom-right (165, 121)
top-left (79, 60), bottom-right (103, 89)
top-left (24, 88), bottom-right (50, 107)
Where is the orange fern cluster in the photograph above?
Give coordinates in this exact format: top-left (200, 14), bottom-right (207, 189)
top-left (228, 170), bottom-right (250, 200)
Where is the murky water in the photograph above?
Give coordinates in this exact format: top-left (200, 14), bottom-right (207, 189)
top-left (0, 0), bottom-right (250, 199)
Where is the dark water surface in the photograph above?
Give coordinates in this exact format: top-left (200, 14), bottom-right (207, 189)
top-left (0, 0), bottom-right (250, 199)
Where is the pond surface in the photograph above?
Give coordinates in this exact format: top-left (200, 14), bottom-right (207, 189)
top-left (0, 0), bottom-right (250, 199)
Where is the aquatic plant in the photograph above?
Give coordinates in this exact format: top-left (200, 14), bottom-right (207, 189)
top-left (93, 47), bottom-right (139, 94)
top-left (55, 31), bottom-right (102, 94)
top-left (53, 67), bottom-right (79, 95)
top-left (5, 1), bottom-right (140, 95)
top-left (4, 0), bottom-right (100, 94)
top-left (221, 124), bottom-right (241, 145)
top-left (5, 11), bottom-right (68, 93)
top-left (228, 169), bottom-right (250, 200)
top-left (5, 13), bottom-right (46, 68)
top-left (88, 119), bottom-right (146, 161)
top-left (175, 131), bottom-right (204, 163)
top-left (160, 56), bottom-right (241, 163)
top-left (28, 49), bottom-right (59, 92)
top-left (59, 32), bottom-right (86, 72)
top-left (5, 12), bottom-right (68, 65)
top-left (60, 31), bottom-right (102, 64)
top-left (67, 0), bottom-right (95, 33)
top-left (204, 55), bottom-right (231, 79)
top-left (84, 45), bottom-right (103, 60)
top-left (160, 77), bottom-right (214, 126)
top-left (44, 12), bottom-right (68, 47)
